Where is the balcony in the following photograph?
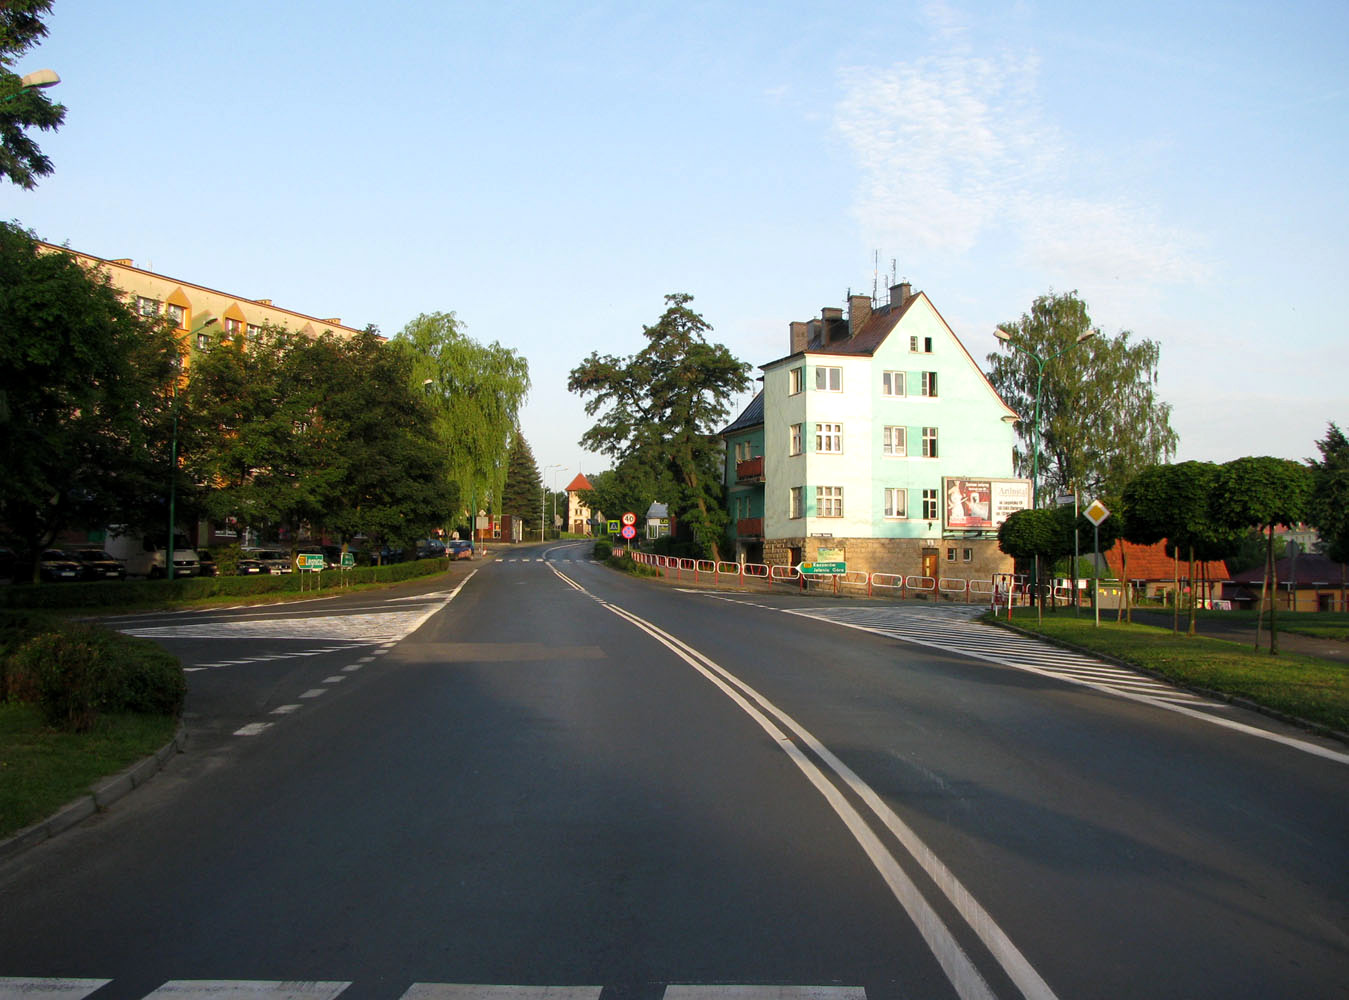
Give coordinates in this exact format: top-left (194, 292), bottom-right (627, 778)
top-left (735, 455), bottom-right (764, 483)
top-left (736, 517), bottom-right (763, 538)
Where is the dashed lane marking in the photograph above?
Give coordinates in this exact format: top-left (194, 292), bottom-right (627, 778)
top-left (1, 984), bottom-right (862, 1000)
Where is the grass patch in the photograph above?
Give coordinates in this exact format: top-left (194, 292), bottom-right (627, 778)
top-left (0, 703), bottom-right (177, 838)
top-left (997, 610), bottom-right (1349, 734)
top-left (605, 552), bottom-right (663, 578)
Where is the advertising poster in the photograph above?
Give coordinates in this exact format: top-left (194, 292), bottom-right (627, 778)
top-left (944, 477), bottom-right (1031, 530)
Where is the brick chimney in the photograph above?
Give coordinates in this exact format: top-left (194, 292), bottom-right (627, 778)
top-left (789, 321), bottom-right (809, 354)
top-left (848, 294), bottom-right (871, 336)
top-left (889, 282), bottom-right (913, 308)
top-left (821, 306), bottom-right (845, 342)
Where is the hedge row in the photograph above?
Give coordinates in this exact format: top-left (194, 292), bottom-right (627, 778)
top-left (0, 557), bottom-right (451, 611)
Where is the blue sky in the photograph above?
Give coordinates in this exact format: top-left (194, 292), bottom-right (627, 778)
top-left (6, 0), bottom-right (1346, 487)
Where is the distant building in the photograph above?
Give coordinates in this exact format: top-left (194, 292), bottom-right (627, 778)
top-left (564, 473), bottom-right (601, 535)
top-left (721, 282), bottom-right (1027, 580)
top-left (1102, 540), bottom-right (1230, 607)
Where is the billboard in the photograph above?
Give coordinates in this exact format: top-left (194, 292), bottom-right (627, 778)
top-left (944, 477), bottom-right (1031, 531)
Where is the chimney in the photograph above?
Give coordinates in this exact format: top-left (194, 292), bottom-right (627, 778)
top-left (256, 298), bottom-right (272, 305)
top-left (889, 282), bottom-right (913, 308)
top-left (789, 321), bottom-right (809, 354)
top-left (322, 317), bottom-right (342, 325)
top-left (848, 294), bottom-right (871, 336)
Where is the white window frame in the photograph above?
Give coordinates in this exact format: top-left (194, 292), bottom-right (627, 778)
top-left (883, 425), bottom-right (906, 457)
top-left (815, 366), bottom-right (842, 392)
top-left (166, 304), bottom-right (186, 328)
top-left (815, 422), bottom-right (842, 454)
top-left (788, 486), bottom-right (804, 519)
top-left (816, 485), bottom-right (843, 518)
top-left (136, 296), bottom-right (161, 317)
top-left (883, 370), bottom-right (906, 396)
top-left (884, 488), bottom-right (907, 519)
top-left (789, 423), bottom-right (803, 456)
top-left (789, 367), bottom-right (804, 395)
top-left (922, 426), bottom-right (939, 458)
top-left (225, 317), bottom-right (242, 337)
top-left (922, 489), bottom-right (939, 520)
top-left (921, 371), bottom-right (938, 397)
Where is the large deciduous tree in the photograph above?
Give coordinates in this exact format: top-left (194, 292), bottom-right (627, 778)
top-left (569, 293), bottom-right (750, 560)
top-left (1307, 423), bottom-right (1349, 611)
top-left (1, 1), bottom-right (66, 189)
top-left (0, 223), bottom-right (180, 578)
top-left (988, 290), bottom-right (1177, 501)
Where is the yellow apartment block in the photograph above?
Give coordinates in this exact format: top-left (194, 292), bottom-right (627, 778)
top-left (39, 242), bottom-right (362, 367)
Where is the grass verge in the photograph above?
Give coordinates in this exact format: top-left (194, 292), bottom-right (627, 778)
top-left (996, 609), bottom-right (1349, 735)
top-left (0, 704), bottom-right (177, 839)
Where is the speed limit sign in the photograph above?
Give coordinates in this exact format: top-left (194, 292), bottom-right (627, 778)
top-left (621, 511), bottom-right (637, 526)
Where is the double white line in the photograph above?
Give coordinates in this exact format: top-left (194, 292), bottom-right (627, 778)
top-left (552, 567), bottom-right (1056, 1000)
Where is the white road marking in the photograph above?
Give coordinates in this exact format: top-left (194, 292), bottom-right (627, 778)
top-left (665, 990), bottom-right (865, 1000)
top-left (322, 676), bottom-right (345, 684)
top-left (143, 983), bottom-right (350, 1000)
top-left (299, 689), bottom-right (326, 699)
top-left (270, 705), bottom-right (302, 715)
top-left (233, 723), bottom-right (272, 737)
top-left (341, 664), bottom-right (363, 672)
top-left (0, 979), bottom-right (111, 1000)
top-left (400, 988), bottom-right (601, 1000)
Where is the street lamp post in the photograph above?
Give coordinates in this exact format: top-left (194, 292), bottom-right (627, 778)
top-left (1, 69), bottom-right (60, 106)
top-left (994, 325), bottom-right (1095, 608)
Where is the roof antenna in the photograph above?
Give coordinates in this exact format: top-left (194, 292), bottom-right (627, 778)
top-left (872, 249), bottom-right (880, 305)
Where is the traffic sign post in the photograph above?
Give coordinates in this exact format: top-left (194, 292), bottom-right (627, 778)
top-left (1084, 499), bottom-right (1111, 627)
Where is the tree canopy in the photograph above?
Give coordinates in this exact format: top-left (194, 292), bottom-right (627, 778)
top-left (988, 290), bottom-right (1177, 501)
top-left (500, 431), bottom-right (543, 536)
top-left (569, 293), bottom-right (750, 559)
top-left (0, 0), bottom-right (66, 189)
top-left (1307, 423), bottom-right (1349, 565)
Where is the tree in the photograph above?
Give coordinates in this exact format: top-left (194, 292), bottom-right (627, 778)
top-left (1212, 457), bottom-right (1313, 654)
top-left (500, 431), bottom-right (543, 538)
top-left (1, 1), bottom-right (66, 189)
top-left (393, 312), bottom-right (530, 533)
top-left (998, 507), bottom-right (1072, 621)
top-left (1307, 423), bottom-right (1349, 612)
top-left (569, 293), bottom-right (751, 560)
top-left (0, 224), bottom-right (181, 578)
top-left (988, 290), bottom-right (1177, 501)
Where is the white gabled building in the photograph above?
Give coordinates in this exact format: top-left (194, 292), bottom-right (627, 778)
top-left (744, 282), bottom-right (1029, 581)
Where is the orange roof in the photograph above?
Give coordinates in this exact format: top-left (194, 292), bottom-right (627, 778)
top-left (565, 473), bottom-right (593, 492)
top-left (1104, 540), bottom-right (1229, 582)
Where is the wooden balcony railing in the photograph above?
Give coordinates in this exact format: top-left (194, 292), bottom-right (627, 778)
top-left (735, 456), bottom-right (764, 482)
top-left (736, 517), bottom-right (763, 538)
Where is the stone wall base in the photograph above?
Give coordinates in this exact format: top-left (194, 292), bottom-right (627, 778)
top-left (763, 535), bottom-right (1011, 582)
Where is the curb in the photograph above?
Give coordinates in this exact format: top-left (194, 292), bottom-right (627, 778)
top-left (0, 723), bottom-right (188, 865)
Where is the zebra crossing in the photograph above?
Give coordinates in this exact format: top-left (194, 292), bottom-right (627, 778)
top-left (0, 981), bottom-right (865, 1000)
top-left (781, 602), bottom-right (1223, 709)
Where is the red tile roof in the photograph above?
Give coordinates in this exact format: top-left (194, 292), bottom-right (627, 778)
top-left (1104, 540), bottom-right (1229, 582)
top-left (565, 473), bottom-right (593, 493)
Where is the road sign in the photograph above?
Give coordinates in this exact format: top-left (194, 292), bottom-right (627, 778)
top-left (620, 524), bottom-right (636, 540)
top-left (340, 551), bottom-right (355, 569)
top-left (800, 561), bottom-right (846, 576)
top-left (607, 520), bottom-right (620, 534)
top-left (296, 553), bottom-right (325, 571)
top-left (1084, 499), bottom-right (1110, 526)
top-left (621, 511), bottom-right (637, 526)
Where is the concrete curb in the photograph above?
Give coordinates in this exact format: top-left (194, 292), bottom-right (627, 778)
top-left (0, 723), bottom-right (188, 865)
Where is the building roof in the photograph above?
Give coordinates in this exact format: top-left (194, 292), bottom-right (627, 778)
top-left (1229, 553), bottom-right (1348, 586)
top-left (720, 389), bottom-right (764, 436)
top-left (646, 502), bottom-right (669, 519)
top-left (1103, 540), bottom-right (1230, 582)
top-left (565, 473), bottom-right (593, 493)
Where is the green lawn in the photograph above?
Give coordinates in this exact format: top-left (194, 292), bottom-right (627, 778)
top-left (996, 609), bottom-right (1349, 735)
top-left (0, 704), bottom-right (177, 839)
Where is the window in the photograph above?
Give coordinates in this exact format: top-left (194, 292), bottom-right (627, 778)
top-left (789, 486), bottom-right (804, 519)
top-left (921, 371), bottom-right (938, 397)
top-left (882, 425), bottom-right (906, 457)
top-left (910, 335), bottom-right (933, 353)
top-left (884, 488), bottom-right (907, 518)
top-left (246, 323), bottom-right (263, 341)
top-left (816, 485), bottom-right (843, 517)
top-left (922, 427), bottom-right (939, 458)
top-left (789, 367), bottom-right (804, 395)
top-left (815, 366), bottom-right (842, 391)
top-left (815, 422), bottom-right (842, 453)
top-left (789, 423), bottom-right (803, 456)
top-left (882, 370), bottom-right (906, 396)
top-left (963, 548), bottom-right (973, 562)
top-left (922, 489), bottom-right (938, 520)
top-left (947, 547), bottom-right (957, 561)
top-left (136, 296), bottom-right (160, 317)
top-left (166, 304), bottom-right (186, 328)
top-left (195, 332), bottom-right (210, 350)
top-left (225, 317), bottom-right (242, 337)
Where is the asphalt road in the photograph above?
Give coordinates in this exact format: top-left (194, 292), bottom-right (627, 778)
top-left (0, 542), bottom-right (1345, 1000)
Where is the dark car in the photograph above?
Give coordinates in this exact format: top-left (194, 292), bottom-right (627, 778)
top-left (250, 548), bottom-right (293, 574)
top-left (71, 548), bottom-right (126, 581)
top-left (39, 549), bottom-right (82, 582)
top-left (196, 549), bottom-right (220, 577)
top-left (447, 539), bottom-right (474, 560)
top-left (415, 538), bottom-right (446, 560)
top-left (236, 553), bottom-right (266, 575)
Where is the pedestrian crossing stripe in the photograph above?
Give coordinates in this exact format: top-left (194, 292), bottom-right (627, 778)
top-left (0, 983), bottom-right (865, 1000)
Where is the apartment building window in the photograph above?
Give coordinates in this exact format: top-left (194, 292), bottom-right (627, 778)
top-left (225, 318), bottom-right (243, 338)
top-left (884, 488), bottom-right (907, 518)
top-left (882, 425), bottom-right (906, 457)
top-left (789, 367), bottom-right (804, 394)
top-left (166, 304), bottom-right (186, 328)
top-left (922, 426), bottom-right (939, 457)
top-left (789, 423), bottom-right (803, 456)
top-left (136, 296), bottom-right (160, 317)
top-left (815, 422), bottom-right (842, 454)
top-left (789, 486), bottom-right (804, 519)
top-left (963, 548), bottom-right (973, 562)
top-left (815, 366), bottom-right (842, 391)
top-left (816, 485), bottom-right (843, 517)
top-left (246, 324), bottom-right (263, 341)
top-left (921, 371), bottom-right (938, 397)
top-left (195, 332), bottom-right (211, 350)
top-left (910, 335), bottom-right (933, 353)
top-left (922, 489), bottom-right (938, 520)
top-left (882, 370), bottom-right (906, 396)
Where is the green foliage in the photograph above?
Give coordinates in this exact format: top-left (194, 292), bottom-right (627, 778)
top-left (988, 290), bottom-right (1177, 499)
top-left (6, 624), bottom-right (184, 731)
top-left (998, 507), bottom-right (1070, 562)
top-left (0, 1), bottom-right (66, 189)
top-left (501, 432), bottom-right (542, 531)
top-left (569, 293), bottom-right (750, 561)
top-left (1213, 456), bottom-right (1312, 533)
top-left (0, 224), bottom-right (182, 574)
top-left (606, 551), bottom-right (662, 577)
top-left (593, 539), bottom-right (613, 561)
top-left (1307, 423), bottom-right (1349, 564)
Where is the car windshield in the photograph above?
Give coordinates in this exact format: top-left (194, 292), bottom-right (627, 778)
top-left (78, 550), bottom-right (115, 560)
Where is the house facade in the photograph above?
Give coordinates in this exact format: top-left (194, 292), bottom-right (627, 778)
top-left (564, 473), bottom-right (601, 535)
top-left (723, 282), bottom-right (1027, 581)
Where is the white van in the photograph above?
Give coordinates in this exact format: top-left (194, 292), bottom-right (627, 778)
top-left (104, 529), bottom-right (201, 578)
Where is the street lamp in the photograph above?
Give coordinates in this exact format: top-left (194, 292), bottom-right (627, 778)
top-left (1, 69), bottom-right (60, 106)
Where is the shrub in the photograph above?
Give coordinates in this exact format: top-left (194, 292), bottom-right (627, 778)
top-left (593, 539), bottom-right (613, 561)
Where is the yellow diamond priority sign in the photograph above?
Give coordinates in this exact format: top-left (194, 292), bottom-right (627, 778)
top-left (1084, 498), bottom-right (1110, 526)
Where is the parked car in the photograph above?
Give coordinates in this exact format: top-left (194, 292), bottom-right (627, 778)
top-left (246, 548), bottom-right (293, 574)
top-left (447, 539), bottom-right (474, 560)
top-left (415, 538), bottom-right (446, 559)
top-left (104, 529), bottom-right (200, 578)
top-left (195, 549), bottom-right (220, 577)
top-left (39, 549), bottom-right (82, 582)
top-left (236, 552), bottom-right (266, 575)
top-left (70, 548), bottom-right (126, 581)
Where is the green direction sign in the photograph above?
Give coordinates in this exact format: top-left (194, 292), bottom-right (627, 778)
top-left (296, 553), bottom-right (325, 571)
top-left (800, 561), bottom-right (846, 576)
top-left (340, 552), bottom-right (356, 569)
